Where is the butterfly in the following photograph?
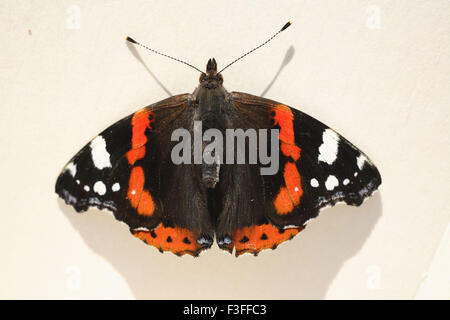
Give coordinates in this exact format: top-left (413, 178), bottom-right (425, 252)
top-left (55, 22), bottom-right (381, 257)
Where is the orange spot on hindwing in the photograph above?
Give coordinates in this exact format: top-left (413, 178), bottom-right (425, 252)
top-left (271, 105), bottom-right (303, 215)
top-left (233, 223), bottom-right (304, 256)
top-left (132, 224), bottom-right (207, 256)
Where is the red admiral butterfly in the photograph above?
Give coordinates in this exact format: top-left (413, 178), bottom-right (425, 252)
top-left (56, 22), bottom-right (381, 256)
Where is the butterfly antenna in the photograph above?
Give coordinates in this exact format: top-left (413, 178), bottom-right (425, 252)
top-left (218, 21), bottom-right (292, 74)
top-left (126, 36), bottom-right (205, 74)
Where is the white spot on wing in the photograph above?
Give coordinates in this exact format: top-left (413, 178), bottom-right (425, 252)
top-left (65, 162), bottom-right (77, 177)
top-left (318, 129), bottom-right (340, 165)
top-left (343, 178), bottom-right (350, 185)
top-left (131, 190), bottom-right (136, 195)
top-left (294, 187), bottom-right (299, 192)
top-left (84, 185), bottom-right (90, 192)
top-left (357, 154), bottom-right (368, 170)
top-left (283, 224), bottom-right (300, 229)
top-left (93, 181), bottom-right (106, 196)
top-left (310, 178), bottom-right (319, 188)
top-left (112, 183), bottom-right (120, 192)
top-left (325, 175), bottom-right (339, 191)
top-left (90, 135), bottom-right (111, 169)
top-left (133, 227), bottom-right (150, 232)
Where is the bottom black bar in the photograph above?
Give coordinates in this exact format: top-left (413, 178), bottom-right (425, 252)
top-left (0, 300), bottom-right (446, 318)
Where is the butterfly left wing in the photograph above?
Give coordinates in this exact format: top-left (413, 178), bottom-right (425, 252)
top-left (56, 94), bottom-right (215, 256)
top-left (215, 92), bottom-right (381, 256)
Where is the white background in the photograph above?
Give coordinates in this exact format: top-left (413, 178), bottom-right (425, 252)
top-left (1, 0), bottom-right (449, 299)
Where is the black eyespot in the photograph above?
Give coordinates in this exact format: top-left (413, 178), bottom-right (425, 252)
top-left (261, 233), bottom-right (268, 240)
top-left (183, 237), bottom-right (191, 244)
top-left (166, 236), bottom-right (172, 242)
top-left (240, 236), bottom-right (249, 243)
top-left (150, 230), bottom-right (157, 238)
top-left (270, 111), bottom-right (276, 117)
top-left (278, 228), bottom-right (285, 234)
top-left (149, 114), bottom-right (154, 120)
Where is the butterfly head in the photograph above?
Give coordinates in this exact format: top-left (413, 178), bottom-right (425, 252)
top-left (199, 58), bottom-right (223, 89)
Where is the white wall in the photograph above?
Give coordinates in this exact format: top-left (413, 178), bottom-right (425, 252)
top-left (0, 0), bottom-right (449, 299)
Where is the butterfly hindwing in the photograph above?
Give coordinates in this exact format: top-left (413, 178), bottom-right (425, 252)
top-left (55, 94), bottom-right (214, 256)
top-left (216, 92), bottom-right (381, 255)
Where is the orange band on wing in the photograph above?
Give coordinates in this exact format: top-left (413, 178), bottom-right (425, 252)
top-left (127, 166), bottom-right (155, 216)
top-left (280, 143), bottom-right (300, 161)
top-left (272, 104), bottom-right (295, 144)
top-left (126, 109), bottom-right (154, 165)
top-left (271, 105), bottom-right (303, 214)
top-left (137, 190), bottom-right (155, 216)
top-left (272, 104), bottom-right (301, 160)
top-left (126, 146), bottom-right (146, 166)
top-left (233, 223), bottom-right (304, 256)
top-left (132, 224), bottom-right (203, 256)
top-left (273, 187), bottom-right (294, 214)
top-left (127, 166), bottom-right (145, 208)
top-left (131, 109), bottom-right (153, 148)
top-left (283, 161), bottom-right (302, 204)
